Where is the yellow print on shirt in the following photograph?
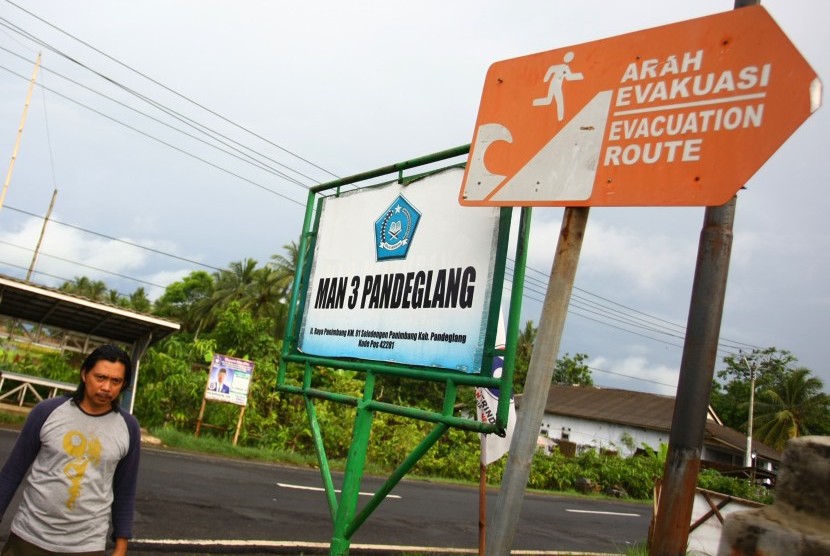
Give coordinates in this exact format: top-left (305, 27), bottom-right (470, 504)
top-left (62, 430), bottom-right (102, 509)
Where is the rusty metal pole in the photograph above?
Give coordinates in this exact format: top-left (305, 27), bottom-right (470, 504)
top-left (650, 2), bottom-right (757, 553)
top-left (487, 206), bottom-right (589, 555)
top-left (650, 197), bottom-right (736, 555)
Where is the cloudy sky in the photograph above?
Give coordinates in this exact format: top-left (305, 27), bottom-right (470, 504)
top-left (0, 1), bottom-right (826, 396)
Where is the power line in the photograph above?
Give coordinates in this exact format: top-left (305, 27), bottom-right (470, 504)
top-left (0, 8), bottom-right (316, 298)
top-left (2, 1), bottom-right (341, 181)
top-left (0, 238), bottom-right (166, 289)
top-left (516, 267), bottom-right (689, 341)
top-left (510, 258), bottom-right (761, 352)
top-left (588, 365), bottom-right (677, 389)
top-left (0, 2), bottom-right (764, 373)
top-left (0, 43), bottom-right (317, 190)
top-left (0, 62), bottom-right (307, 206)
top-left (0, 257), bottom-right (135, 300)
top-left (504, 264), bottom-right (758, 360)
top-left (0, 16), bottom-right (329, 201)
top-left (2, 205), bottom-right (224, 272)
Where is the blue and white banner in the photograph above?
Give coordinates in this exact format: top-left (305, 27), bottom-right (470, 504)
top-left (298, 168), bottom-right (502, 373)
top-left (476, 312), bottom-right (516, 465)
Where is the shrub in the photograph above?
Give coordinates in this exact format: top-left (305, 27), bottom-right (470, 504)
top-left (697, 469), bottom-right (772, 504)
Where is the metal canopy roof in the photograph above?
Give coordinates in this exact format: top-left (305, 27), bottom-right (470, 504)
top-left (0, 274), bottom-right (180, 346)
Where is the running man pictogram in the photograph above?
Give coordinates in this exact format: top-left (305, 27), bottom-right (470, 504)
top-left (532, 51), bottom-right (584, 121)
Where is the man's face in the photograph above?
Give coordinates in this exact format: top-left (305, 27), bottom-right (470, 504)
top-left (81, 360), bottom-right (126, 414)
top-left (218, 371), bottom-right (226, 384)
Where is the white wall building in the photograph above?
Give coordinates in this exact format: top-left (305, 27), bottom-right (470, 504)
top-left (527, 385), bottom-right (780, 478)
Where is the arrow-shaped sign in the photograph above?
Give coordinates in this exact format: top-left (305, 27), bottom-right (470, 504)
top-left (460, 6), bottom-right (821, 207)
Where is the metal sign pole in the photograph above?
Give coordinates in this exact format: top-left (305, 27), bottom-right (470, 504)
top-left (650, 1), bottom-right (759, 552)
top-left (330, 374), bottom-right (376, 556)
top-left (487, 206), bottom-right (589, 555)
top-left (650, 197), bottom-right (737, 554)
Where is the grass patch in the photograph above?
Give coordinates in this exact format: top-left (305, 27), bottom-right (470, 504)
top-left (146, 427), bottom-right (422, 478)
top-left (622, 542), bottom-right (649, 555)
top-left (0, 411), bottom-right (27, 426)
top-left (147, 426), bottom-right (318, 467)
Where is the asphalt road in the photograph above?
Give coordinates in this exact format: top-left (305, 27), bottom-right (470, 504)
top-left (0, 428), bottom-right (651, 554)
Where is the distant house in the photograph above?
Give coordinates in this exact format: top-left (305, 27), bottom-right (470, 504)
top-left (525, 384), bottom-right (780, 479)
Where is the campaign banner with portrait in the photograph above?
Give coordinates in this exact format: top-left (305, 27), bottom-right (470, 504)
top-left (204, 353), bottom-right (254, 406)
top-left (298, 168), bottom-right (502, 374)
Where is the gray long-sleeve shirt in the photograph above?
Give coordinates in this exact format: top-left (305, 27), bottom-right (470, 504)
top-left (0, 396), bottom-right (140, 552)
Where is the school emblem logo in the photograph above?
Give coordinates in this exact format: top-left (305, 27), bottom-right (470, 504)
top-left (374, 194), bottom-right (421, 261)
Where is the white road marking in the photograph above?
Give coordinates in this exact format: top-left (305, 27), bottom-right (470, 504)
top-left (566, 509), bottom-right (641, 517)
top-left (132, 539), bottom-right (586, 554)
top-left (276, 482), bottom-right (402, 499)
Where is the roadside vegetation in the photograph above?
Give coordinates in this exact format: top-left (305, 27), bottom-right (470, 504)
top-left (0, 330), bottom-right (779, 506)
top-left (2, 244), bottom-right (826, 506)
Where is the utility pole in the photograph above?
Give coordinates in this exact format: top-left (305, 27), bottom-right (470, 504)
top-left (1, 53), bottom-right (41, 214)
top-left (27, 189), bottom-right (58, 281)
top-left (742, 352), bottom-right (757, 469)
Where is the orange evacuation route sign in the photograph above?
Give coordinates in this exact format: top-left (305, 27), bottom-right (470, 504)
top-left (459, 5), bottom-right (821, 207)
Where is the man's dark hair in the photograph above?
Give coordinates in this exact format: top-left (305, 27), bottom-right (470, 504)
top-left (71, 344), bottom-right (133, 407)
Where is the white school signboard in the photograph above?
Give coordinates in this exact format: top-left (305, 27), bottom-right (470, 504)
top-left (299, 168), bottom-right (501, 374)
top-left (459, 5), bottom-right (820, 207)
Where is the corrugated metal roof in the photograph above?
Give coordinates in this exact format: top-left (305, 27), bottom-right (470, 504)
top-left (544, 384), bottom-right (675, 431)
top-left (530, 384), bottom-right (781, 461)
top-left (0, 274), bottom-right (180, 345)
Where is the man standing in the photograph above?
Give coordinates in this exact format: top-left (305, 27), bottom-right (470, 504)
top-left (0, 344), bottom-right (141, 555)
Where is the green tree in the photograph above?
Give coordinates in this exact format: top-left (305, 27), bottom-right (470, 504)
top-left (513, 320), bottom-right (537, 393)
top-left (511, 321), bottom-right (593, 391)
top-left (59, 276), bottom-right (107, 301)
top-left (153, 271), bottom-right (214, 332)
top-left (753, 368), bottom-right (829, 450)
top-left (184, 259), bottom-right (261, 337)
top-left (211, 259), bottom-right (260, 311)
top-left (554, 353), bottom-right (593, 386)
top-left (266, 241), bottom-right (303, 339)
top-left (104, 289), bottom-right (126, 307)
top-left (129, 287), bottom-right (151, 313)
top-left (712, 347), bottom-right (829, 447)
top-left (713, 348), bottom-right (802, 432)
top-left (134, 335), bottom-right (218, 429)
top-left (209, 301), bottom-right (279, 360)
top-left (246, 266), bottom-right (289, 338)
top-left (268, 241), bottom-right (300, 301)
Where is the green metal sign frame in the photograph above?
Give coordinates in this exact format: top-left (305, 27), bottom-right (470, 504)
top-left (277, 145), bottom-right (530, 555)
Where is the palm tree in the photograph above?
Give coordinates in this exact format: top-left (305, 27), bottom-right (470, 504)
top-left (269, 241), bottom-right (300, 301)
top-left (268, 241), bottom-right (303, 337)
top-left (59, 276), bottom-right (108, 301)
top-left (129, 287), bottom-right (151, 313)
top-left (513, 320), bottom-right (537, 393)
top-left (190, 259), bottom-right (261, 337)
top-left (214, 259), bottom-right (259, 306)
top-left (247, 266), bottom-right (287, 335)
top-left (105, 289), bottom-right (124, 306)
top-left (752, 368), bottom-right (828, 450)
